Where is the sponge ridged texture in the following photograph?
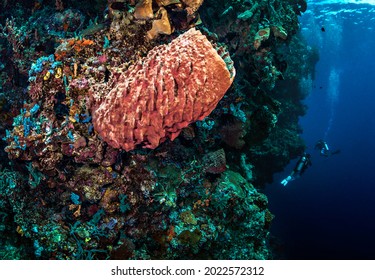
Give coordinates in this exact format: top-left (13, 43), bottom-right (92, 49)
top-left (92, 28), bottom-right (235, 151)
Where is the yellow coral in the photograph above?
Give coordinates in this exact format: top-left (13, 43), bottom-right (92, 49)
top-left (134, 0), bottom-right (154, 20)
top-left (155, 0), bottom-right (181, 6)
top-left (16, 226), bottom-right (24, 236)
top-left (55, 67), bottom-right (63, 79)
top-left (180, 210), bottom-right (197, 225)
top-left (146, 7), bottom-right (172, 40)
top-left (43, 71), bottom-right (51, 81)
top-left (182, 0), bottom-right (204, 15)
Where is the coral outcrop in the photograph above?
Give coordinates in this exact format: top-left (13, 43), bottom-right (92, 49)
top-left (0, 0), bottom-right (316, 260)
top-left (134, 0), bottom-right (204, 40)
top-left (92, 28), bottom-right (235, 151)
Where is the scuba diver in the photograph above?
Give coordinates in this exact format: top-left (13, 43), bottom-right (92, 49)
top-left (315, 139), bottom-right (340, 157)
top-left (281, 153), bottom-right (312, 186)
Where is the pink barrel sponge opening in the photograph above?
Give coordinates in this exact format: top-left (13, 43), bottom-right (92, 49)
top-left (92, 28), bottom-right (235, 151)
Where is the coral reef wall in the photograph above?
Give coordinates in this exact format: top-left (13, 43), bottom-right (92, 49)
top-left (0, 0), bottom-right (316, 259)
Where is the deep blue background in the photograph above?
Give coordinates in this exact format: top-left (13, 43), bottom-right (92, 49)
top-left (266, 3), bottom-right (375, 259)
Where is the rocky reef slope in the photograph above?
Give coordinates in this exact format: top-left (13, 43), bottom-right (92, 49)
top-left (0, 0), bottom-right (317, 259)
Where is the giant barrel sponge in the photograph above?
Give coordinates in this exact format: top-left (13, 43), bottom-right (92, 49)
top-left (91, 28), bottom-right (235, 151)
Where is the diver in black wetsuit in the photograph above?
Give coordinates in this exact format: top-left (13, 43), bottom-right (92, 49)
top-left (315, 139), bottom-right (340, 157)
top-left (281, 153), bottom-right (312, 186)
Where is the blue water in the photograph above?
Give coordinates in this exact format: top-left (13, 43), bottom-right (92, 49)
top-left (266, 1), bottom-right (375, 259)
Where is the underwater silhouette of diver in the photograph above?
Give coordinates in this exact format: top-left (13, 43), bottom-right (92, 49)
top-left (314, 139), bottom-right (340, 157)
top-left (281, 153), bottom-right (312, 186)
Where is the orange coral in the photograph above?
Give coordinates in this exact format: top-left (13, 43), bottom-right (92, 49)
top-left (166, 225), bottom-right (176, 242)
top-left (146, 7), bottom-right (172, 40)
top-left (100, 188), bottom-right (120, 213)
top-left (54, 51), bottom-right (66, 61)
top-left (66, 38), bottom-right (94, 52)
top-left (181, 0), bottom-right (204, 15)
top-left (134, 0), bottom-right (154, 20)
